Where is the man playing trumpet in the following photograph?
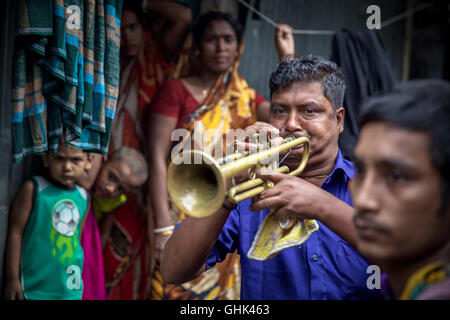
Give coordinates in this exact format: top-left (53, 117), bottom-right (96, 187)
top-left (162, 54), bottom-right (383, 300)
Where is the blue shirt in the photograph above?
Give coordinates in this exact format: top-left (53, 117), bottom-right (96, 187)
top-left (206, 149), bottom-right (383, 300)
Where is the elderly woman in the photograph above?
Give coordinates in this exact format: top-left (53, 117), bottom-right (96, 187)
top-left (103, 0), bottom-right (191, 300)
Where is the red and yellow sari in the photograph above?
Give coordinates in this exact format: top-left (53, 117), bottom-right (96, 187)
top-left (103, 32), bottom-right (186, 300)
top-left (150, 41), bottom-right (262, 300)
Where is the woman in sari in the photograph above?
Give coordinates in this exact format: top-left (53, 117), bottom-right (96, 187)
top-left (102, 0), bottom-right (191, 299)
top-left (147, 10), bottom-right (271, 300)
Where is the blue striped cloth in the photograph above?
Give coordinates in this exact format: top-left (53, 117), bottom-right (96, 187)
top-left (12, 0), bottom-right (123, 162)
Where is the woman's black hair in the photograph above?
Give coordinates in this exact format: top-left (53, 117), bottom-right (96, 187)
top-left (122, 0), bottom-right (144, 25)
top-left (192, 11), bottom-right (242, 48)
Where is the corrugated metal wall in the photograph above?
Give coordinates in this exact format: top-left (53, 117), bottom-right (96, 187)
top-left (0, 0), bottom-right (45, 293)
top-left (239, 0), bottom-right (406, 99)
top-left (0, 0), bottom-right (15, 293)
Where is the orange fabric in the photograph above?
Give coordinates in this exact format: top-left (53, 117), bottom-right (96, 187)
top-left (172, 42), bottom-right (260, 158)
top-left (149, 41), bottom-right (259, 301)
top-left (103, 32), bottom-right (179, 300)
top-left (123, 32), bottom-right (176, 114)
top-left (155, 252), bottom-right (240, 300)
top-left (150, 78), bottom-right (266, 129)
top-left (102, 195), bottom-right (150, 300)
top-left (122, 112), bottom-right (142, 151)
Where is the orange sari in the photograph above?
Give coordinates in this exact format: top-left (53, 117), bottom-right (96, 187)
top-left (151, 42), bottom-right (260, 300)
top-left (103, 32), bottom-right (186, 299)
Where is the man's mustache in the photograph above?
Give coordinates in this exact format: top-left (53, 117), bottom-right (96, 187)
top-left (353, 212), bottom-right (390, 234)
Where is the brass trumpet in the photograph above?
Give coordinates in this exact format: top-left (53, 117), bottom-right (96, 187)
top-left (167, 135), bottom-right (310, 218)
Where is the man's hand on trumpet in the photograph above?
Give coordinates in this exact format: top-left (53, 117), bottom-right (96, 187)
top-left (232, 121), bottom-right (283, 153)
top-left (250, 168), bottom-right (329, 220)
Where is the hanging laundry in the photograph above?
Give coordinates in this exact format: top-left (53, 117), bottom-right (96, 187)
top-left (11, 0), bottom-right (123, 162)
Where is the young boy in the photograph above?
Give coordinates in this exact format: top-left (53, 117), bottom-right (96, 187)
top-left (4, 140), bottom-right (90, 300)
top-left (77, 146), bottom-right (149, 300)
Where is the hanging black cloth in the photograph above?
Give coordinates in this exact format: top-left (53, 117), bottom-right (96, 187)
top-left (331, 28), bottom-right (397, 160)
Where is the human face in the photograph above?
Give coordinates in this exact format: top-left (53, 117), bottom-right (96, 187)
top-left (350, 122), bottom-right (450, 266)
top-left (43, 142), bottom-right (88, 187)
top-left (121, 10), bottom-right (145, 59)
top-left (198, 19), bottom-right (238, 74)
top-left (269, 81), bottom-right (344, 171)
top-left (94, 159), bottom-right (141, 198)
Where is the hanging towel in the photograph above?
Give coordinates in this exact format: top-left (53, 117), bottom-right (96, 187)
top-left (12, 0), bottom-right (123, 162)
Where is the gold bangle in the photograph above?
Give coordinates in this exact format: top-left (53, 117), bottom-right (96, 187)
top-left (154, 229), bottom-right (174, 236)
top-left (153, 225), bottom-right (175, 233)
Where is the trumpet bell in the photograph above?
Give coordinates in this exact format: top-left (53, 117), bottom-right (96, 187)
top-left (167, 150), bottom-right (227, 218)
top-left (167, 136), bottom-right (310, 218)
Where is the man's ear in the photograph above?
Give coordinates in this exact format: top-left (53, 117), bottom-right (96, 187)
top-left (336, 107), bottom-right (345, 133)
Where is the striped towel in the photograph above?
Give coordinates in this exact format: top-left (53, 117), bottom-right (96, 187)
top-left (12, 0), bottom-right (123, 162)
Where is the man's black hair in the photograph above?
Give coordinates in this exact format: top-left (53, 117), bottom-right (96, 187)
top-left (269, 55), bottom-right (346, 111)
top-left (359, 79), bottom-right (450, 213)
top-left (192, 11), bottom-right (242, 48)
top-left (122, 0), bottom-right (144, 25)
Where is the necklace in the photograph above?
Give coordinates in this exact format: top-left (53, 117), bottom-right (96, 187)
top-left (303, 169), bottom-right (333, 180)
top-left (304, 174), bottom-right (329, 179)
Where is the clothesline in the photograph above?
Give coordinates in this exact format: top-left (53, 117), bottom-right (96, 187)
top-left (380, 2), bottom-right (432, 29)
top-left (236, 0), bottom-right (433, 35)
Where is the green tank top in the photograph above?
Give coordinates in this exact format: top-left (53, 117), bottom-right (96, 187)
top-left (21, 176), bottom-right (89, 300)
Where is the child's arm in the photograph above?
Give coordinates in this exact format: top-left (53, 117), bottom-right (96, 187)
top-left (4, 180), bottom-right (34, 300)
